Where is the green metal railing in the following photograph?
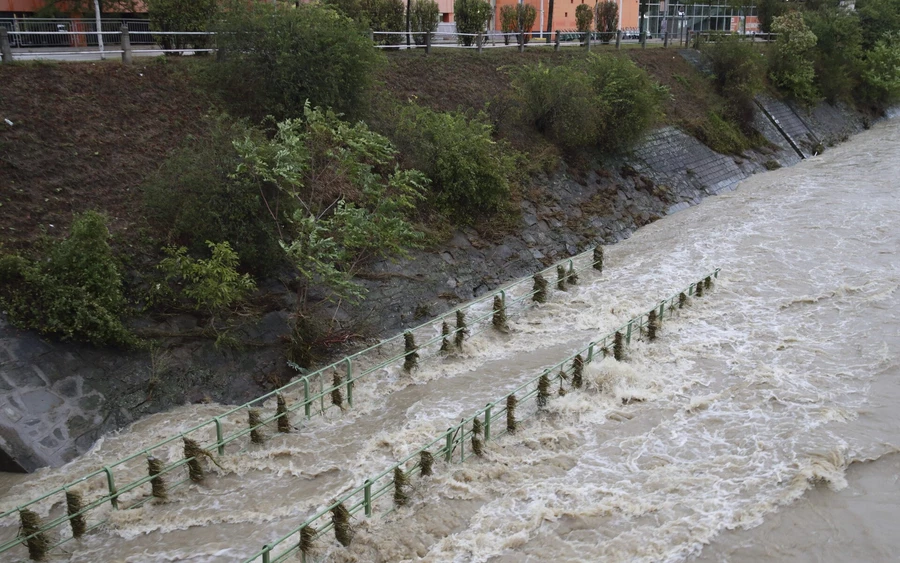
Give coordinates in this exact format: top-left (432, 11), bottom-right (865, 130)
top-left (244, 269), bottom-right (720, 563)
top-left (0, 247), bottom-right (610, 560)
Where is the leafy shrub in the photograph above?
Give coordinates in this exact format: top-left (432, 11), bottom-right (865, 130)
top-left (512, 55), bottom-right (667, 152)
top-left (702, 34), bottom-right (766, 125)
top-left (804, 6), bottom-right (863, 103)
top-left (143, 117), bottom-right (285, 275)
top-left (861, 31), bottom-right (900, 108)
top-left (576, 4), bottom-right (594, 35)
top-left (856, 0), bottom-right (900, 49)
top-left (410, 0), bottom-right (441, 45)
top-left (756, 0), bottom-right (786, 34)
top-left (209, 1), bottom-right (382, 121)
top-left (454, 0), bottom-right (492, 45)
top-left (156, 241), bottom-right (256, 315)
top-left (234, 104), bottom-right (426, 304)
top-left (147, 0), bottom-right (217, 53)
top-left (596, 1), bottom-right (619, 40)
top-left (394, 104), bottom-right (519, 223)
top-left (363, 0), bottom-right (406, 48)
top-left (500, 5), bottom-right (517, 44)
top-left (0, 212), bottom-right (133, 347)
top-left (694, 111), bottom-right (755, 155)
top-left (769, 11), bottom-right (819, 105)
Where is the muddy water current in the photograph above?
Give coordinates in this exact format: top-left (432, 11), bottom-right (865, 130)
top-left (2, 117), bottom-right (899, 562)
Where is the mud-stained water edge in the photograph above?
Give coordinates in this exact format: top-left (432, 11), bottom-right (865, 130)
top-left (1, 117), bottom-right (898, 562)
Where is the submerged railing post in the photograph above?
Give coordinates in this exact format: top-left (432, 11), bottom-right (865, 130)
top-left (345, 358), bottom-right (353, 407)
top-left (626, 320), bottom-right (633, 345)
top-left (214, 417), bottom-right (225, 455)
top-left (484, 404), bottom-right (492, 442)
top-left (103, 466), bottom-right (119, 509)
top-left (303, 377), bottom-right (311, 419)
top-left (364, 479), bottom-right (373, 517)
top-left (445, 428), bottom-right (453, 462)
top-left (587, 342), bottom-right (595, 363)
top-left (261, 545), bottom-right (271, 563)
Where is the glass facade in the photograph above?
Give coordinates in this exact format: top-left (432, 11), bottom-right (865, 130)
top-left (634, 2), bottom-right (760, 38)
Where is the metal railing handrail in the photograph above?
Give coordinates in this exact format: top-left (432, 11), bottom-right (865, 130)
top-left (244, 268), bottom-right (721, 563)
top-left (0, 247), bottom-right (606, 556)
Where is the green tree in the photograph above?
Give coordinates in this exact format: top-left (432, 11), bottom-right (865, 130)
top-left (410, 0), bottom-right (440, 45)
top-left (576, 4), bottom-right (594, 39)
top-left (147, 0), bottom-right (217, 52)
top-left (856, 0), bottom-right (900, 48)
top-left (804, 6), bottom-right (863, 103)
top-left (756, 0), bottom-right (786, 33)
top-left (454, 0), bottom-right (492, 45)
top-left (233, 104), bottom-right (426, 305)
top-left (861, 31), bottom-right (900, 108)
top-left (500, 5), bottom-right (517, 44)
top-left (209, 1), bottom-right (382, 121)
top-left (157, 241), bottom-right (256, 316)
top-left (596, 1), bottom-right (619, 42)
top-left (769, 11), bottom-right (819, 105)
top-left (702, 34), bottom-right (766, 125)
top-left (362, 0), bottom-right (406, 48)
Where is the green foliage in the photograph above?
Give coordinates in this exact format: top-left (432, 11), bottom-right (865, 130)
top-left (454, 0), bottom-right (492, 45)
top-left (702, 34), bottom-right (766, 125)
top-left (596, 1), bottom-right (619, 38)
top-left (410, 0), bottom-right (441, 45)
top-left (500, 5), bottom-right (517, 44)
top-left (861, 32), bottom-right (900, 107)
top-left (804, 6), bottom-right (863, 103)
top-left (511, 54), bottom-right (667, 152)
top-left (0, 212), bottom-right (133, 347)
top-left (856, 0), bottom-right (900, 49)
top-left (147, 0), bottom-right (217, 52)
top-left (694, 111), bottom-right (755, 155)
top-left (143, 116), bottom-right (284, 275)
top-left (575, 4), bottom-right (594, 34)
top-left (363, 0), bottom-right (406, 48)
top-left (394, 104), bottom-right (519, 223)
top-left (157, 242), bottom-right (256, 315)
top-left (756, 0), bottom-right (786, 33)
top-left (234, 104), bottom-right (426, 304)
top-left (769, 11), bottom-right (819, 105)
top-left (209, 1), bottom-right (382, 121)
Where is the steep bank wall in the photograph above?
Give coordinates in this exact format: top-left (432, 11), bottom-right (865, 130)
top-left (0, 96), bottom-right (874, 472)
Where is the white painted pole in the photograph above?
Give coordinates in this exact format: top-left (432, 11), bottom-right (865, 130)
top-left (540, 0), bottom-right (544, 39)
top-left (93, 0), bottom-right (105, 60)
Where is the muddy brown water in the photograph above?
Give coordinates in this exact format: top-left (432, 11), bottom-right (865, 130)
top-left (1, 117), bottom-right (898, 562)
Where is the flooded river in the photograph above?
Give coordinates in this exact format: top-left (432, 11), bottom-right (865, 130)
top-left (1, 116), bottom-right (898, 562)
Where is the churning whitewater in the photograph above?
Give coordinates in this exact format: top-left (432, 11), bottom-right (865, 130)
top-left (1, 116), bottom-right (898, 562)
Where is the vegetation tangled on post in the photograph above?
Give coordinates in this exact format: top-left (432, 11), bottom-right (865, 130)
top-left (19, 508), bottom-right (49, 561)
top-left (331, 372), bottom-right (344, 409)
top-left (440, 321), bottom-right (451, 353)
top-left (679, 292), bottom-right (688, 309)
top-left (393, 467), bottom-right (410, 507)
top-left (572, 354), bottom-right (584, 389)
top-left (567, 262), bottom-right (579, 285)
top-left (492, 295), bottom-right (509, 333)
top-left (593, 246), bottom-right (604, 272)
top-left (647, 309), bottom-right (659, 341)
top-left (248, 409), bottom-right (264, 444)
top-left (704, 275), bottom-right (713, 290)
top-left (276, 394), bottom-right (291, 433)
top-left (507, 395), bottom-right (517, 434)
top-left (183, 437), bottom-right (213, 483)
top-left (455, 310), bottom-right (469, 349)
top-left (148, 456), bottom-right (168, 501)
top-left (613, 331), bottom-right (625, 361)
top-left (420, 450), bottom-right (434, 476)
top-left (533, 273), bottom-right (548, 303)
top-left (65, 490), bottom-right (87, 538)
top-left (557, 265), bottom-right (567, 291)
top-left (695, 280), bottom-right (704, 298)
top-left (299, 525), bottom-right (317, 558)
top-left (331, 502), bottom-right (353, 547)
top-left (472, 418), bottom-right (484, 456)
top-left (403, 331), bottom-right (419, 372)
top-left (537, 373), bottom-right (551, 408)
